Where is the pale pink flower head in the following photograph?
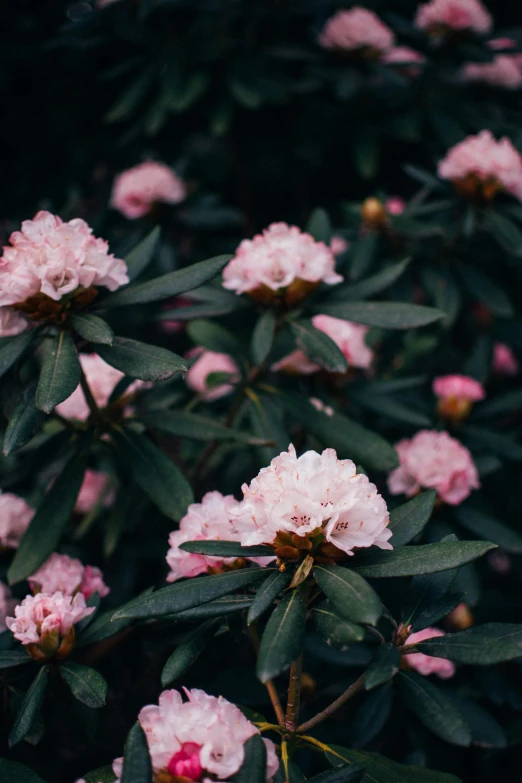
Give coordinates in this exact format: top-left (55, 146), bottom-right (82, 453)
top-left (382, 47), bottom-right (426, 76)
top-left (0, 211), bottom-right (128, 307)
top-left (56, 353), bottom-right (144, 421)
top-left (388, 430), bottom-right (480, 505)
top-left (438, 131), bottom-right (522, 202)
top-left (319, 8), bottom-right (395, 56)
top-left (0, 307), bottom-right (28, 336)
top-left (0, 492), bottom-right (34, 549)
top-left (405, 627), bottom-right (456, 679)
top-left (222, 222), bottom-right (343, 304)
top-left (492, 342), bottom-right (519, 376)
top-left (330, 235), bottom-right (350, 256)
top-left (433, 374), bottom-right (485, 421)
top-left (28, 553), bottom-right (109, 599)
top-left (385, 196), bottom-right (407, 215)
top-left (185, 348), bottom-right (239, 401)
top-left (463, 39), bottom-right (522, 89)
top-left (111, 162), bottom-right (186, 219)
top-left (232, 444), bottom-right (392, 557)
top-left (75, 469), bottom-right (115, 514)
top-left (415, 0), bottom-right (492, 35)
top-left (6, 591), bottom-right (94, 659)
top-left (112, 688), bottom-right (279, 782)
top-left (0, 583), bottom-right (17, 633)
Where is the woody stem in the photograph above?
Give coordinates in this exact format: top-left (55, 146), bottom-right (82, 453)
top-left (297, 673), bottom-right (365, 734)
top-left (79, 369), bottom-right (100, 417)
top-left (285, 653), bottom-right (303, 732)
top-left (248, 625), bottom-right (285, 726)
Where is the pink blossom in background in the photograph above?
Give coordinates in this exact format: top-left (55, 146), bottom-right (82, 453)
top-left (0, 307), bottom-right (28, 336)
top-left (433, 374), bottom-right (485, 420)
top-left (185, 348), bottom-right (239, 401)
top-left (111, 161), bottom-right (186, 219)
top-left (310, 397), bottom-right (335, 416)
top-left (330, 235), bottom-right (350, 256)
top-left (388, 430), bottom-right (480, 505)
top-left (463, 39), bottom-right (522, 89)
top-left (111, 688), bottom-right (279, 782)
top-left (81, 566), bottom-right (111, 599)
top-left (56, 354), bottom-right (145, 421)
top-left (29, 553), bottom-right (109, 598)
top-left (158, 296), bottom-right (192, 334)
top-left (222, 222), bottom-right (343, 296)
top-left (415, 0), bottom-right (492, 34)
top-left (0, 211), bottom-right (128, 306)
top-left (438, 131), bottom-right (522, 201)
top-left (319, 7), bottom-right (395, 54)
top-left (382, 47), bottom-right (426, 76)
top-left (271, 350), bottom-right (321, 375)
top-left (6, 591), bottom-right (94, 647)
top-left (232, 444), bottom-right (392, 555)
top-left (385, 196), bottom-right (407, 215)
top-left (405, 627), bottom-right (456, 679)
top-left (492, 342), bottom-right (519, 375)
top-left (0, 583), bottom-right (17, 632)
top-left (75, 469), bottom-right (114, 514)
top-left (488, 549), bottom-right (511, 574)
top-left (0, 492), bottom-right (34, 549)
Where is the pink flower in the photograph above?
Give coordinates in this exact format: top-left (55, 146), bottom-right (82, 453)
top-left (6, 591), bottom-right (94, 654)
top-left (310, 398), bottom-right (334, 416)
top-left (271, 350), bottom-right (320, 375)
top-left (0, 211), bottom-right (128, 306)
top-left (405, 627), bottom-right (456, 679)
top-left (385, 196), bottom-right (406, 215)
top-left (488, 549), bottom-right (511, 574)
top-left (0, 583), bottom-right (17, 633)
top-left (29, 553), bottom-right (109, 599)
top-left (463, 39), bottom-right (522, 89)
top-left (222, 222), bottom-right (343, 299)
top-left (330, 235), bottom-right (350, 256)
top-left (388, 430), bottom-right (480, 505)
top-left (319, 8), bottom-right (395, 55)
top-left (0, 492), bottom-right (34, 549)
top-left (75, 469), bottom-right (115, 514)
top-left (415, 0), bottom-right (492, 34)
top-left (433, 374), bottom-right (485, 420)
top-left (112, 688), bottom-right (279, 782)
top-left (0, 307), bottom-right (28, 336)
top-left (492, 343), bottom-right (518, 376)
top-left (185, 348), bottom-right (239, 401)
top-left (111, 162), bottom-right (186, 219)
top-left (56, 354), bottom-right (145, 421)
top-left (438, 131), bottom-right (522, 202)
top-left (382, 47), bottom-right (426, 76)
top-left (232, 444), bottom-right (392, 556)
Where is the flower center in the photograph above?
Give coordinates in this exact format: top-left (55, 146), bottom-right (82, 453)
top-left (167, 743), bottom-right (203, 781)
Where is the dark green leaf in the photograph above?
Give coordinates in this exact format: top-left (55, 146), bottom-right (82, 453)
top-left (314, 565), bottom-right (381, 625)
top-left (76, 610), bottom-right (134, 647)
top-left (328, 259), bottom-right (409, 302)
top-left (474, 388), bottom-right (522, 418)
top-left (306, 208), bottom-right (332, 244)
top-left (36, 332), bottom-right (81, 413)
top-left (315, 302), bottom-right (445, 329)
top-left (457, 263), bottom-right (513, 317)
top-left (415, 623), bottom-right (522, 664)
top-left (113, 428), bottom-right (192, 521)
top-left (3, 381), bottom-right (45, 456)
top-left (105, 68), bottom-right (156, 123)
top-left (311, 601), bottom-right (365, 647)
top-left (104, 254), bottom-right (232, 307)
top-left (397, 671), bottom-right (471, 746)
top-left (125, 227), bottom-right (161, 280)
top-left (351, 683), bottom-right (393, 748)
top-left (70, 314), bottom-right (114, 346)
top-left (257, 591), bottom-right (306, 682)
top-left (0, 650), bottom-right (32, 669)
top-left (230, 735), bottom-right (267, 783)
top-left (9, 667), bottom-right (49, 747)
top-left (401, 559), bottom-right (458, 631)
top-left (59, 662), bottom-right (108, 708)
top-left (247, 570), bottom-right (293, 625)
top-left (454, 696), bottom-right (506, 748)
top-left (354, 541), bottom-right (496, 578)
top-left (162, 619), bottom-right (220, 686)
top-left (487, 211), bottom-right (522, 255)
top-left (180, 541), bottom-right (273, 557)
top-left (121, 722), bottom-right (152, 783)
top-left (308, 768), bottom-right (363, 783)
top-left (348, 232), bottom-right (378, 281)
top-left (348, 390), bottom-right (431, 427)
top-left (454, 507), bottom-right (522, 553)
top-left (251, 310), bottom-right (276, 365)
top-left (289, 321), bottom-right (348, 373)
top-left (139, 410), bottom-right (262, 444)
top-left (168, 595), bottom-right (254, 622)
top-left (0, 331), bottom-right (36, 380)
top-left (187, 319), bottom-right (242, 356)
top-left (83, 767), bottom-right (116, 783)
top-left (97, 337), bottom-right (186, 381)
top-left (462, 425), bottom-right (522, 460)
top-left (364, 644), bottom-right (401, 690)
top-left (388, 491), bottom-right (436, 546)
top-left (326, 745), bottom-right (461, 783)
top-left (0, 759), bottom-right (47, 783)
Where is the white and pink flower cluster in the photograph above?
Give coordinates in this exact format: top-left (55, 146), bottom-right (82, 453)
top-left (111, 161), bottom-right (186, 219)
top-left (414, 0), bottom-right (492, 35)
top-left (464, 39), bottom-right (522, 90)
top-left (29, 552), bottom-right (109, 599)
top-left (6, 591), bottom-right (94, 651)
top-left (112, 688), bottom-right (279, 782)
top-left (404, 627), bottom-right (456, 679)
top-left (0, 492), bottom-right (34, 549)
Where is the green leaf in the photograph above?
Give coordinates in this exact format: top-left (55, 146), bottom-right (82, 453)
top-left (139, 410), bottom-right (261, 444)
top-left (0, 650), bottom-right (32, 668)
top-left (186, 319), bottom-right (242, 356)
top-left (308, 767), bottom-right (364, 782)
top-left (96, 337), bottom-right (186, 381)
top-left (247, 570), bottom-right (293, 625)
top-left (476, 388), bottom-right (522, 418)
top-left (347, 390), bottom-right (431, 427)
top-left (457, 263), bottom-right (513, 318)
top-left (113, 568), bottom-right (272, 620)
top-left (289, 321), bottom-right (348, 373)
top-left (59, 662), bottom-right (108, 708)
top-left (251, 310), bottom-right (276, 365)
top-left (113, 428), bottom-right (192, 521)
top-left (315, 302), bottom-right (445, 329)
top-left (162, 619), bottom-right (220, 686)
top-left (397, 671), bottom-right (471, 746)
top-left (327, 259), bottom-right (409, 302)
top-left (76, 610), bottom-right (134, 647)
top-left (487, 211), bottom-right (522, 255)
top-left (8, 445), bottom-right (89, 583)
top-left (230, 734), bottom-right (267, 783)
top-left (388, 491), bottom-right (436, 546)
top-left (0, 760), bottom-right (47, 783)
top-left (9, 667), bottom-right (49, 747)
top-left (121, 722), bottom-right (152, 783)
top-left (364, 644), bottom-right (400, 690)
top-left (125, 227), bottom-right (161, 281)
top-left (168, 595), bottom-right (254, 622)
top-left (257, 591), bottom-right (307, 682)
top-left (462, 425), bottom-right (522, 460)
top-left (415, 623), bottom-right (522, 664)
top-left (306, 208), bottom-right (332, 244)
top-left (0, 330), bottom-right (36, 380)
top-left (325, 745), bottom-right (461, 783)
top-left (3, 381), bottom-right (45, 456)
top-left (82, 767), bottom-right (116, 783)
top-left (313, 565), bottom-right (381, 625)
top-left (104, 254), bottom-right (232, 308)
top-left (351, 683), bottom-right (393, 747)
top-left (454, 696), bottom-right (506, 748)
top-left (311, 601), bottom-right (365, 647)
top-left (454, 507), bottom-right (522, 553)
top-left (105, 68), bottom-right (156, 123)
top-left (70, 314), bottom-right (114, 346)
top-left (354, 540), bottom-right (496, 578)
top-left (348, 232), bottom-right (379, 281)
top-left (180, 541), bottom-right (273, 557)
top-left (36, 332), bottom-right (81, 413)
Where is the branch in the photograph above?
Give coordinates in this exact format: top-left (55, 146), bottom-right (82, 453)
top-left (297, 673), bottom-right (365, 734)
top-left (248, 624), bottom-right (285, 726)
top-left (79, 368), bottom-right (100, 417)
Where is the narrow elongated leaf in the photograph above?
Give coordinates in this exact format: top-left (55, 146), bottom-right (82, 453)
top-left (70, 314), bottom-right (114, 345)
top-left (401, 562), bottom-right (458, 631)
top-left (36, 332), bottom-right (81, 413)
top-left (474, 388), bottom-right (522, 418)
top-left (415, 623), bottom-right (522, 664)
top-left (230, 735), bottom-right (268, 783)
top-left (487, 211), bottom-right (522, 255)
top-left (351, 683), bottom-right (393, 747)
top-left (168, 595), bottom-right (253, 622)
top-left (308, 767), bottom-right (364, 783)
top-left (83, 767), bottom-right (116, 783)
top-left (325, 745), bottom-right (461, 783)
top-left (105, 254), bottom-right (232, 307)
top-left (0, 759), bottom-right (47, 783)
top-left (0, 330), bottom-right (36, 379)
top-left (289, 321), bottom-right (348, 373)
top-left (388, 491), bottom-right (436, 547)
top-left (59, 662), bottom-right (108, 708)
top-left (180, 540), bottom-right (273, 557)
top-left (306, 208), bottom-right (332, 244)
top-left (457, 263), bottom-right (513, 317)
top-left (187, 319), bottom-right (242, 356)
top-left (257, 591), bottom-right (307, 682)
top-left (328, 259), bottom-right (409, 302)
top-left (125, 226), bottom-right (161, 280)
top-left (76, 610), bottom-right (135, 647)
top-left (397, 671), bottom-right (471, 746)
top-left (139, 410), bottom-right (261, 444)
top-left (348, 391), bottom-right (431, 427)
top-left (454, 696), bottom-right (506, 748)
top-left (162, 619), bottom-right (220, 686)
top-left (121, 722), bottom-right (152, 783)
top-left (348, 231), bottom-right (378, 280)
top-left (314, 565), bottom-right (381, 625)
top-left (113, 428), bottom-right (192, 520)
top-left (315, 302), bottom-right (445, 329)
top-left (97, 337), bottom-right (186, 381)
top-left (462, 425), bottom-right (522, 460)
top-left (247, 570), bottom-right (293, 625)
top-left (0, 650), bottom-right (32, 668)
top-left (354, 541), bottom-right (496, 578)
top-left (113, 568), bottom-right (272, 620)
top-left (9, 667), bottom-right (49, 747)
top-left (3, 381), bottom-right (45, 455)
top-left (8, 446), bottom-right (89, 584)
top-left (311, 601), bottom-right (365, 647)
top-left (364, 644), bottom-right (401, 690)
top-left (251, 310), bottom-right (276, 364)
top-left (454, 507), bottom-right (522, 553)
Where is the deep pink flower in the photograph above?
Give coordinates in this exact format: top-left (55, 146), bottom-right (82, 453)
top-left (185, 348), bottom-right (239, 401)
top-left (433, 374), bottom-right (485, 420)
top-left (405, 627), bottom-right (456, 679)
top-left (167, 742), bottom-right (203, 780)
top-left (385, 196), bottom-right (407, 215)
top-left (319, 8), bottom-right (395, 54)
top-left (111, 162), bottom-right (186, 219)
top-left (0, 492), bottom-right (34, 549)
top-left (492, 343), bottom-right (518, 376)
top-left (415, 0), bottom-right (492, 34)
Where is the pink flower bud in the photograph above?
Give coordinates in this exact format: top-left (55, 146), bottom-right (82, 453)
top-left (433, 374), bottom-right (485, 421)
top-left (405, 627), bottom-right (456, 679)
top-left (492, 343), bottom-right (519, 376)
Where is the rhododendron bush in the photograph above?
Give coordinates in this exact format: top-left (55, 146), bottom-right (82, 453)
top-left (2, 1), bottom-right (522, 782)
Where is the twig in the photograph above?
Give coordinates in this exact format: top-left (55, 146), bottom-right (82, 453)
top-left (248, 625), bottom-right (285, 726)
top-left (79, 368), bottom-right (100, 417)
top-left (285, 653), bottom-right (303, 732)
top-left (297, 673), bottom-right (365, 734)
